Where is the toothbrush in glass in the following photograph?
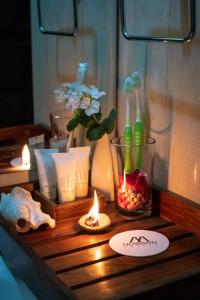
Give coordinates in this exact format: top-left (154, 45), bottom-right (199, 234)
top-left (124, 76), bottom-right (133, 174)
top-left (131, 71), bottom-right (143, 170)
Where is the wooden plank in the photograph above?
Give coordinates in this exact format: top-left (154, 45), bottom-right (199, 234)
top-left (30, 0), bottom-right (117, 127)
top-left (0, 181), bottom-right (38, 194)
top-left (58, 233), bottom-right (200, 289)
top-left (74, 252), bottom-right (200, 300)
top-left (0, 216), bottom-right (76, 300)
top-left (158, 189), bottom-right (200, 238)
top-left (166, 0), bottom-right (200, 204)
top-left (0, 124), bottom-right (50, 144)
top-left (23, 209), bottom-right (130, 245)
top-left (32, 216), bottom-right (171, 258)
top-left (0, 145), bottom-right (21, 169)
top-left (46, 224), bottom-right (188, 273)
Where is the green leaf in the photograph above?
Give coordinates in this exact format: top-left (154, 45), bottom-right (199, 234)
top-left (73, 109), bottom-right (80, 118)
top-left (80, 115), bottom-right (92, 127)
top-left (86, 125), bottom-right (105, 141)
top-left (94, 112), bottom-right (102, 122)
top-left (87, 118), bottom-right (97, 129)
top-left (67, 117), bottom-right (79, 131)
top-left (101, 109), bottom-right (117, 134)
top-left (67, 109), bottom-right (117, 140)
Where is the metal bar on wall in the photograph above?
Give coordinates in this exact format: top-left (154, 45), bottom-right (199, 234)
top-left (119, 0), bottom-right (195, 43)
top-left (37, 0), bottom-right (78, 36)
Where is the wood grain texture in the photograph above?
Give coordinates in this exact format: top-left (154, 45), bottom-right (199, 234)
top-left (117, 0), bottom-right (200, 205)
top-left (23, 208), bottom-right (132, 245)
top-left (30, 0), bottom-right (117, 127)
top-left (117, 0), bottom-right (170, 190)
top-left (0, 216), bottom-right (76, 300)
top-left (59, 235), bottom-right (200, 289)
top-left (32, 215), bottom-right (170, 258)
top-left (30, 0), bottom-right (200, 205)
top-left (46, 224), bottom-right (187, 273)
top-left (74, 253), bottom-right (200, 300)
top-left (166, 1), bottom-right (200, 203)
top-left (33, 188), bottom-right (107, 221)
top-left (14, 188), bottom-right (200, 299)
top-left (0, 181), bottom-right (38, 194)
top-left (0, 124), bottom-right (50, 144)
top-left (159, 189), bottom-right (200, 238)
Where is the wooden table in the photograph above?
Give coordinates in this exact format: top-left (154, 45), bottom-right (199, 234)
top-left (1, 124), bottom-right (200, 299)
top-left (1, 188), bottom-right (197, 300)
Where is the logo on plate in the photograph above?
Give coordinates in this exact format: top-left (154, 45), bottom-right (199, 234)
top-left (123, 235), bottom-right (158, 247)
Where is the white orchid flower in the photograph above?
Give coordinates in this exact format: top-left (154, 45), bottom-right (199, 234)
top-left (54, 88), bottom-right (66, 103)
top-left (85, 100), bottom-right (100, 116)
top-left (81, 85), bottom-right (91, 94)
top-left (90, 85), bottom-right (106, 99)
top-left (65, 99), bottom-right (80, 110)
top-left (65, 91), bottom-right (81, 110)
top-left (55, 82), bottom-right (105, 118)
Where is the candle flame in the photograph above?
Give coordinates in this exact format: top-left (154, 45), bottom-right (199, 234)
top-left (122, 171), bottom-right (126, 192)
top-left (87, 190), bottom-right (99, 225)
top-left (22, 144), bottom-right (30, 170)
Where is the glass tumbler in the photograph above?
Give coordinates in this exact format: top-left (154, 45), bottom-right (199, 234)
top-left (50, 109), bottom-right (73, 150)
top-left (50, 109), bottom-right (72, 138)
top-left (110, 136), bottom-right (155, 219)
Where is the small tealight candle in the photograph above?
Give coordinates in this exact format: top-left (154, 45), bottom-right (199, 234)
top-left (78, 190), bottom-right (111, 233)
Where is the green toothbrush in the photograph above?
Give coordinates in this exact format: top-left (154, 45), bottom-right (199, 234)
top-left (124, 76), bottom-right (133, 174)
top-left (131, 71), bottom-right (143, 170)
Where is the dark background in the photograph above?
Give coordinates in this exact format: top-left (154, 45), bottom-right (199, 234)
top-left (0, 0), bottom-right (33, 128)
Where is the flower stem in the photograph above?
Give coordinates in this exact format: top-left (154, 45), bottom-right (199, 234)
top-left (93, 114), bottom-right (99, 124)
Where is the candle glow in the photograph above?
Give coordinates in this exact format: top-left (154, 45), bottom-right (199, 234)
top-left (22, 144), bottom-right (31, 170)
top-left (78, 189), bottom-right (111, 232)
top-left (10, 144), bottom-right (31, 170)
top-left (86, 190), bottom-right (99, 226)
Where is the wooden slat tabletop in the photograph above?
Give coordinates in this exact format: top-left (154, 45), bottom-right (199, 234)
top-left (21, 208), bottom-right (200, 300)
top-left (2, 126), bottom-right (200, 299)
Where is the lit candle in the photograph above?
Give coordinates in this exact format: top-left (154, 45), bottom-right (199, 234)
top-left (85, 190), bottom-right (99, 227)
top-left (22, 144), bottom-right (31, 170)
top-left (10, 144), bottom-right (31, 170)
top-left (78, 190), bottom-right (111, 232)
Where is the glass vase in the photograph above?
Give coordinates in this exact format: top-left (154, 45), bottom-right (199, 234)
top-left (91, 134), bottom-right (115, 201)
top-left (110, 136), bottom-right (155, 219)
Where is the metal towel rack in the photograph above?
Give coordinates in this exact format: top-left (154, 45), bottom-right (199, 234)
top-left (119, 0), bottom-right (195, 42)
top-left (37, 0), bottom-right (78, 37)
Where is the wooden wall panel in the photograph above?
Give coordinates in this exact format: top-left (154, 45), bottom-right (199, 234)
top-left (31, 0), bottom-right (117, 127)
top-left (117, 0), bottom-right (200, 203)
top-left (166, 0), bottom-right (200, 203)
top-left (117, 0), bottom-right (170, 188)
top-left (31, 0), bottom-right (200, 204)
